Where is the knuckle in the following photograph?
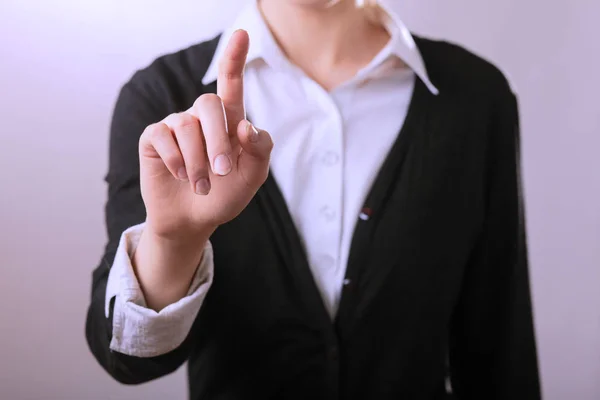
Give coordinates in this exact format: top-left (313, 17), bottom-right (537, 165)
top-left (171, 113), bottom-right (198, 135)
top-left (143, 123), bottom-right (167, 142)
top-left (188, 163), bottom-right (209, 179)
top-left (163, 153), bottom-right (182, 168)
top-left (194, 93), bottom-right (222, 110)
top-left (266, 139), bottom-right (274, 153)
top-left (263, 131), bottom-right (274, 150)
top-left (218, 70), bottom-right (242, 82)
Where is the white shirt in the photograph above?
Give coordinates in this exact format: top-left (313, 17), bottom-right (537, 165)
top-left (106, 0), bottom-right (438, 357)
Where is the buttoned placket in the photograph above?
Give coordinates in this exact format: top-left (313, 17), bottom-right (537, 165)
top-left (298, 76), bottom-right (349, 315)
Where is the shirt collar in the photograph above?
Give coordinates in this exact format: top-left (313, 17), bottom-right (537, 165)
top-left (201, 1), bottom-right (439, 95)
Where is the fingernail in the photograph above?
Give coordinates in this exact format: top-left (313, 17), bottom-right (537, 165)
top-left (177, 167), bottom-right (188, 181)
top-left (247, 121), bottom-right (260, 143)
top-left (213, 154), bottom-right (232, 176)
top-left (195, 178), bottom-right (211, 195)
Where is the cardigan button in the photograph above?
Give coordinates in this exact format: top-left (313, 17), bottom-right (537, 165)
top-left (359, 207), bottom-right (373, 221)
top-left (328, 346), bottom-right (339, 362)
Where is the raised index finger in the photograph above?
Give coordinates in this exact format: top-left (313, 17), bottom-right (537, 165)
top-left (218, 29), bottom-right (250, 131)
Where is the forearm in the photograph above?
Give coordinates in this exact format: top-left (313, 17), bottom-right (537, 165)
top-left (133, 226), bottom-right (214, 312)
top-left (101, 222), bottom-right (214, 359)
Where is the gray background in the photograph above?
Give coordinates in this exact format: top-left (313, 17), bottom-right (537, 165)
top-left (0, 0), bottom-right (598, 399)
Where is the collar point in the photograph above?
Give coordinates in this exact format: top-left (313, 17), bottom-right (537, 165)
top-left (421, 78), bottom-right (440, 96)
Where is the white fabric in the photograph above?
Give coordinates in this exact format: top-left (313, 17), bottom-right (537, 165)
top-left (105, 0), bottom-right (437, 357)
top-left (105, 224), bottom-right (214, 357)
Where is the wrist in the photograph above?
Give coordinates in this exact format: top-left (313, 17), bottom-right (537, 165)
top-left (144, 221), bottom-right (216, 250)
top-left (137, 226), bottom-right (212, 276)
top-left (133, 224), bottom-right (214, 311)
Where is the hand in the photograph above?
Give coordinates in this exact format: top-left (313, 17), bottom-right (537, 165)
top-left (138, 30), bottom-right (273, 242)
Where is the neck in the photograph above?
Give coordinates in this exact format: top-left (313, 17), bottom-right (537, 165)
top-left (258, 0), bottom-right (389, 88)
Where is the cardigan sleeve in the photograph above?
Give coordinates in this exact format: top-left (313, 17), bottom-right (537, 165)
top-left (448, 82), bottom-right (542, 399)
top-left (85, 73), bottom-right (206, 384)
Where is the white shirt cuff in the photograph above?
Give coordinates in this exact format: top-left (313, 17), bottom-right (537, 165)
top-left (104, 223), bottom-right (214, 358)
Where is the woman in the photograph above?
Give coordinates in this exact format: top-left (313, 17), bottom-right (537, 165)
top-left (86, 0), bottom-right (541, 399)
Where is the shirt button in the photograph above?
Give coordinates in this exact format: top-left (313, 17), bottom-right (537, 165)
top-left (320, 206), bottom-right (336, 221)
top-left (321, 151), bottom-right (339, 166)
top-left (320, 255), bottom-right (335, 270)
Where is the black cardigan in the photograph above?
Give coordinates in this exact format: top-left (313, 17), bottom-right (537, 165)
top-left (86, 35), bottom-right (541, 400)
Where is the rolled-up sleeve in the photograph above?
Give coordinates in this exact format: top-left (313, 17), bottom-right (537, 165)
top-left (105, 223), bottom-right (214, 358)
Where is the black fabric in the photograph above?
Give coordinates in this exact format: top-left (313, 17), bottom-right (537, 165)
top-left (85, 34), bottom-right (541, 400)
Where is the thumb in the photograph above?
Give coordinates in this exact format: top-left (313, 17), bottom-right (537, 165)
top-left (237, 119), bottom-right (273, 160)
top-left (236, 119), bottom-right (273, 186)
